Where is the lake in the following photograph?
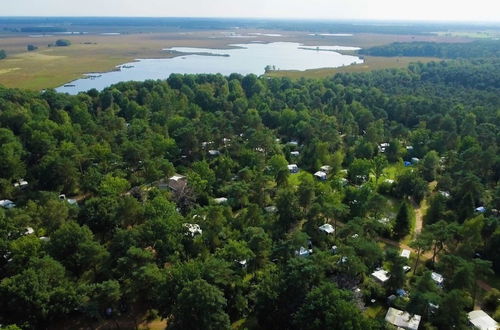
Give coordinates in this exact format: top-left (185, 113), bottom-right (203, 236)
top-left (56, 42), bottom-right (363, 94)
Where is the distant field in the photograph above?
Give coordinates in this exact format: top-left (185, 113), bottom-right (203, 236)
top-left (0, 30), bottom-right (471, 90)
top-left (267, 55), bottom-right (441, 79)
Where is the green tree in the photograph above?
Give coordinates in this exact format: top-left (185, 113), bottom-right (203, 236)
top-left (167, 279), bottom-right (230, 330)
top-left (294, 283), bottom-right (375, 330)
top-left (394, 201), bottom-right (411, 238)
top-left (371, 155), bottom-right (388, 184)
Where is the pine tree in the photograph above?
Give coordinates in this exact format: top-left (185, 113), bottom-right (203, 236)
top-left (394, 201), bottom-right (411, 238)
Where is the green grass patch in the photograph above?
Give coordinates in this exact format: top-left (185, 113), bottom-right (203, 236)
top-left (364, 303), bottom-right (386, 318)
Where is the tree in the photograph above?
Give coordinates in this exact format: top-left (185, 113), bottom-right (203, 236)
top-left (55, 39), bottom-right (71, 47)
top-left (48, 221), bottom-right (108, 277)
top-left (434, 290), bottom-right (472, 329)
top-left (421, 150), bottom-right (440, 181)
top-left (371, 155), bottom-right (388, 184)
top-left (27, 44), bottom-right (38, 51)
top-left (0, 257), bottom-right (82, 327)
top-left (0, 49), bottom-right (6, 59)
top-left (294, 283), bottom-right (375, 330)
top-left (348, 158), bottom-right (372, 185)
top-left (394, 201), bottom-right (411, 238)
top-left (410, 233), bottom-right (432, 275)
top-left (167, 279), bottom-right (230, 330)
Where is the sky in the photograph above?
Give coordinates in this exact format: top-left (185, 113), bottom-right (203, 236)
top-left (2, 0), bottom-right (500, 22)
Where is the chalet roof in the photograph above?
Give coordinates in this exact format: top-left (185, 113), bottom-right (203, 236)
top-left (401, 249), bottom-right (411, 259)
top-left (371, 269), bottom-right (390, 283)
top-left (385, 307), bottom-right (421, 330)
top-left (318, 223), bottom-right (334, 234)
top-left (468, 310), bottom-right (498, 330)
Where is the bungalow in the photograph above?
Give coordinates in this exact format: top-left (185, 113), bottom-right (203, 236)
top-left (385, 307), bottom-right (421, 330)
top-left (411, 157), bottom-right (420, 164)
top-left (235, 259), bottom-right (247, 268)
top-left (468, 310), bottom-right (498, 330)
top-left (379, 143), bottom-right (390, 153)
top-left (318, 223), bottom-right (335, 234)
top-left (183, 223), bottom-right (202, 237)
top-left (406, 145), bottom-right (414, 152)
top-left (288, 164), bottom-right (299, 173)
top-left (385, 179), bottom-right (395, 184)
top-left (167, 174), bottom-right (187, 192)
top-left (290, 151), bottom-right (300, 157)
top-left (296, 246), bottom-right (313, 257)
top-left (288, 140), bottom-right (299, 147)
top-left (439, 191), bottom-right (451, 198)
top-left (264, 206), bottom-right (277, 213)
top-left (208, 149), bottom-right (221, 156)
top-left (59, 194), bottom-right (77, 205)
top-left (314, 171), bottom-right (327, 181)
top-left (401, 249), bottom-right (411, 259)
top-left (0, 200), bottom-right (16, 209)
top-left (320, 165), bottom-right (332, 173)
top-left (431, 272), bottom-right (444, 286)
top-left (13, 179), bottom-right (28, 188)
top-left (371, 268), bottom-right (391, 284)
top-left (213, 197), bottom-right (228, 204)
top-left (475, 206), bottom-right (486, 213)
top-left (403, 265), bottom-right (411, 273)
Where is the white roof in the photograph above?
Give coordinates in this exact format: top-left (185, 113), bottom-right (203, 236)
top-left (208, 150), bottom-right (220, 155)
top-left (169, 175), bottom-right (186, 181)
top-left (401, 249), bottom-right (411, 259)
top-left (314, 171), bottom-right (327, 178)
top-left (385, 179), bottom-right (395, 184)
top-left (318, 224), bottom-right (335, 234)
top-left (0, 200), bottom-right (16, 208)
top-left (264, 206), bottom-right (277, 213)
top-left (371, 269), bottom-right (390, 283)
top-left (25, 227), bottom-right (35, 235)
top-left (291, 151), bottom-right (300, 156)
top-left (385, 307), bottom-right (421, 330)
top-left (183, 223), bottom-right (202, 236)
top-left (431, 272), bottom-right (444, 284)
top-left (213, 197), bottom-right (228, 204)
top-left (296, 246), bottom-right (312, 257)
top-left (288, 164), bottom-right (298, 170)
top-left (468, 310), bottom-right (498, 330)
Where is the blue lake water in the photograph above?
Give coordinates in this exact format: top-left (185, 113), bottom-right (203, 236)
top-left (56, 42), bottom-right (363, 94)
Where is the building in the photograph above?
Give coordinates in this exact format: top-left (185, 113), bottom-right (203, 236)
top-left (167, 174), bottom-right (187, 192)
top-left (296, 246), bottom-right (313, 257)
top-left (431, 272), bottom-right (444, 286)
top-left (468, 310), bottom-right (498, 330)
top-left (314, 171), bottom-right (327, 181)
top-left (475, 206), bottom-right (486, 213)
top-left (0, 200), bottom-right (16, 209)
top-left (385, 307), bottom-right (421, 330)
top-left (264, 206), bottom-right (277, 213)
top-left (58, 194), bottom-right (77, 205)
top-left (13, 179), bottom-right (28, 188)
top-left (288, 164), bottom-right (299, 173)
top-left (401, 249), bottom-right (411, 259)
top-left (183, 223), bottom-right (202, 237)
top-left (290, 151), bottom-right (300, 157)
top-left (318, 223), bottom-right (335, 234)
top-left (411, 157), bottom-right (420, 164)
top-left (213, 197), bottom-right (228, 204)
top-left (208, 149), bottom-right (220, 156)
top-left (371, 268), bottom-right (390, 284)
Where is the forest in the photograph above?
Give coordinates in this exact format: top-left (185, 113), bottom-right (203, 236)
top-left (0, 58), bottom-right (499, 329)
top-left (359, 40), bottom-right (500, 59)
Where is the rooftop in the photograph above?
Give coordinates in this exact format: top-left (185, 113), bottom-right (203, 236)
top-left (385, 307), bottom-right (421, 330)
top-left (468, 310), bottom-right (498, 330)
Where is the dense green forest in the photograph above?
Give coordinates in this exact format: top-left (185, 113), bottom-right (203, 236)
top-left (359, 40), bottom-right (500, 58)
top-left (0, 59), bottom-right (499, 329)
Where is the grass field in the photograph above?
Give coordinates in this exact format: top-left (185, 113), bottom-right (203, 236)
top-left (0, 30), bottom-right (469, 90)
top-left (266, 55), bottom-right (441, 79)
